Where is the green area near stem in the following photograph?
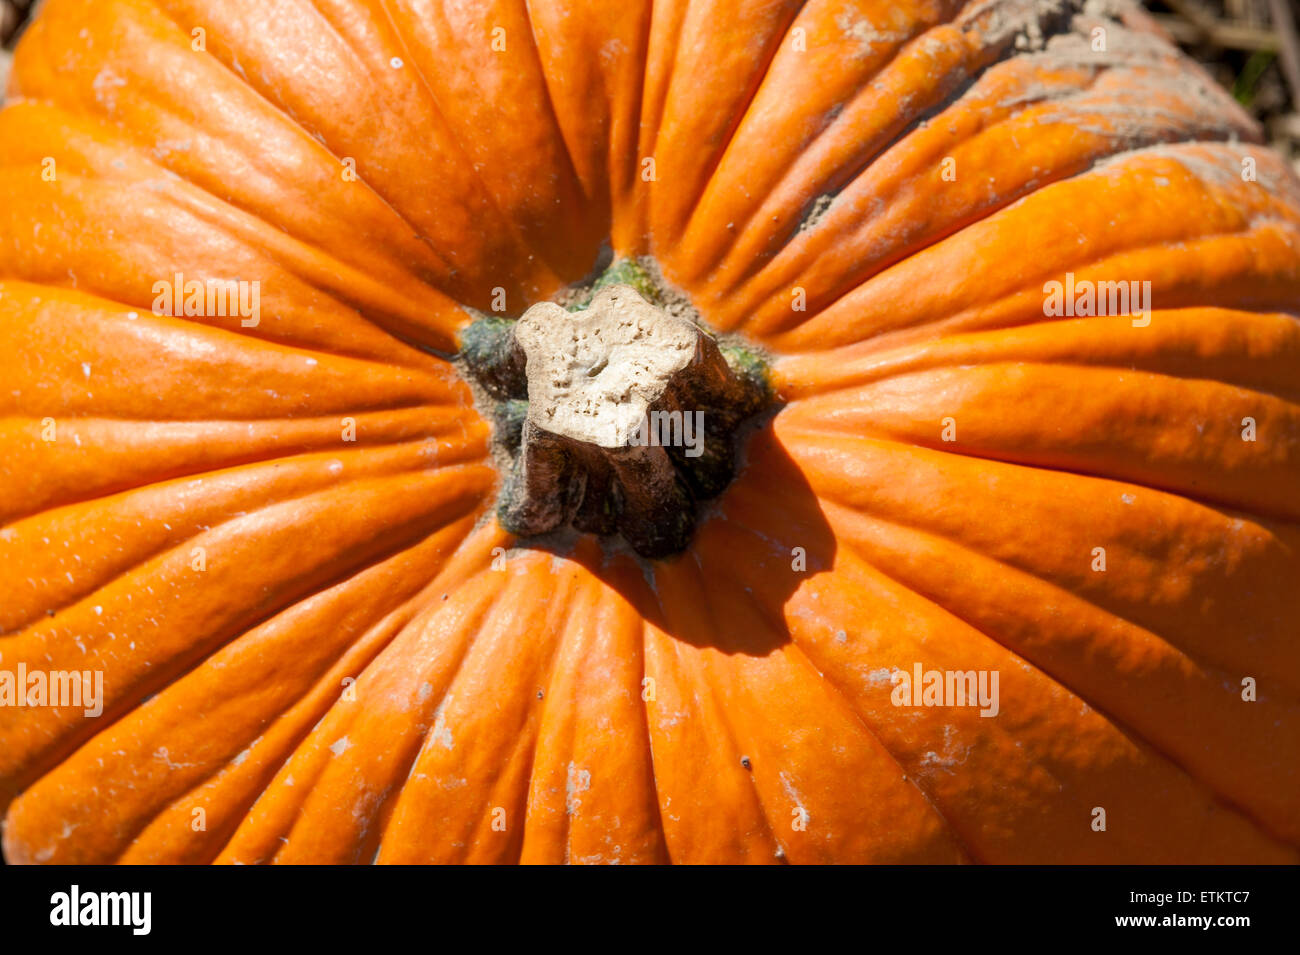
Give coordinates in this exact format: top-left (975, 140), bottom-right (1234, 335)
top-left (568, 257), bottom-right (662, 309)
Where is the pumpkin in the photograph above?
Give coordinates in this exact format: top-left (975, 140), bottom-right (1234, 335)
top-left (1, 0), bottom-right (1298, 865)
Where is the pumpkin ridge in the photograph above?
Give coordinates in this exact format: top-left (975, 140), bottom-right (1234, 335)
top-left (774, 308), bottom-right (1300, 405)
top-left (780, 633), bottom-right (980, 863)
top-left (13, 516), bottom-right (486, 865)
top-left (513, 0), bottom-right (596, 209)
top-left (641, 562), bottom-right (787, 862)
top-left (0, 440), bottom-right (493, 633)
top-left (672, 1), bottom-right (1178, 297)
top-left (138, 0), bottom-right (562, 306)
top-left (674, 523), bottom-right (975, 859)
top-left (703, 33), bottom-right (1272, 338)
top-left (0, 465), bottom-right (496, 809)
top-left (0, 407), bottom-right (489, 528)
top-left (335, 0), bottom-right (575, 290)
top-left (777, 538), bottom-right (1297, 862)
top-left (660, 1), bottom-right (807, 251)
top-left (755, 143), bottom-right (1300, 348)
top-left (811, 508), bottom-right (1300, 847)
top-left (673, 6), bottom-right (957, 267)
top-left (813, 490), bottom-right (1284, 699)
top-left (214, 528), bottom-right (513, 864)
top-left (363, 548), bottom-right (590, 864)
top-left (797, 368), bottom-right (1300, 525)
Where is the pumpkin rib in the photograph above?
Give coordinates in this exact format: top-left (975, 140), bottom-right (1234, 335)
top-left (0, 437), bottom-right (490, 633)
top-left (643, 0), bottom-right (806, 253)
top-left (641, 533), bottom-right (972, 863)
top-left (780, 355), bottom-right (1300, 414)
top-left (810, 498), bottom-right (1300, 844)
top-left (698, 471), bottom-right (1293, 856)
top-left (0, 438), bottom-right (492, 634)
top-left (0, 168), bottom-right (472, 361)
top-left (674, 3), bottom-right (1258, 320)
top-left (502, 555), bottom-right (584, 864)
top-left (218, 529), bottom-right (508, 864)
top-left (736, 141), bottom-right (1297, 345)
top-left (515, 547), bottom-right (669, 864)
top-left (4, 514), bottom-right (485, 864)
top-left (672, 2), bottom-right (962, 279)
top-left (685, 536), bottom-right (978, 861)
top-left (782, 635), bottom-right (984, 863)
top-left (0, 464), bottom-right (495, 812)
top-left (374, 0), bottom-right (605, 286)
top-left (216, 521), bottom-right (512, 865)
top-left (640, 596), bottom-right (786, 862)
top-left (524, 0), bottom-right (653, 230)
top-left (363, 546), bottom-right (587, 864)
top-left (0, 282), bottom-right (462, 420)
top-left (610, 0), bottom-right (683, 253)
top-left (781, 363), bottom-right (1300, 525)
top-left (7, 1), bottom-right (526, 319)
top-left (678, 548), bottom-right (796, 861)
top-left (142, 0), bottom-right (558, 306)
top-left (779, 426), bottom-right (1300, 691)
top-left (763, 217), bottom-right (1300, 350)
top-left (0, 407), bottom-right (487, 528)
top-left (774, 309), bottom-right (1300, 405)
top-left (658, 0), bottom-right (810, 253)
top-left (307, 546), bottom-right (557, 865)
top-left (771, 546), bottom-right (1039, 862)
top-left (778, 539), bottom-right (1298, 862)
top-left (513, 0), bottom-right (590, 212)
top-left (298, 0), bottom-right (567, 297)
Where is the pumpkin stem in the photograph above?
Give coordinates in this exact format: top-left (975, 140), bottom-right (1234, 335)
top-left (463, 267), bottom-right (769, 558)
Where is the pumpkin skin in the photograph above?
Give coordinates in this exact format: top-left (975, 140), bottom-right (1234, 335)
top-left (1, 0), bottom-right (1299, 865)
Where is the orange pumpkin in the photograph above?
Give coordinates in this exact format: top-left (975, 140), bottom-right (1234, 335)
top-left (1, 0), bottom-right (1298, 864)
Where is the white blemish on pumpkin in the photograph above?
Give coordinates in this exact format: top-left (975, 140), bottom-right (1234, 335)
top-left (429, 699), bottom-right (454, 749)
top-left (91, 66), bottom-right (128, 110)
top-left (232, 747), bottom-right (250, 766)
top-left (154, 747), bottom-right (193, 770)
top-left (390, 57), bottom-right (404, 69)
top-left (1121, 492), bottom-right (1135, 504)
top-left (779, 772), bottom-right (809, 826)
top-left (327, 460), bottom-right (343, 475)
top-left (81, 362), bottom-right (91, 378)
top-left (417, 681), bottom-right (433, 702)
top-left (834, 14), bottom-right (909, 56)
top-left (866, 667), bottom-right (894, 686)
top-left (917, 725), bottom-right (969, 774)
top-left (566, 762), bottom-right (591, 815)
top-left (330, 736), bottom-right (352, 756)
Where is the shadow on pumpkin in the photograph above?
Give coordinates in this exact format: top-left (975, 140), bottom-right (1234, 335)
top-left (580, 424), bottom-right (835, 658)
